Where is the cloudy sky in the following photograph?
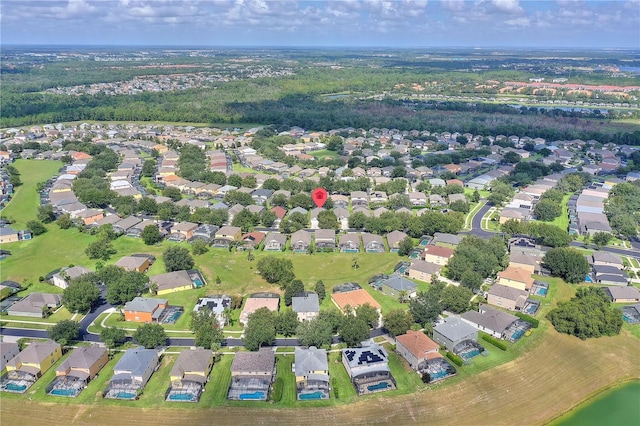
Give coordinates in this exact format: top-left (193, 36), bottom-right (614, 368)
top-left (1, 0), bottom-right (638, 48)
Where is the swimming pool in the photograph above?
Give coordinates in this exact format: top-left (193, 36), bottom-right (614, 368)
top-left (535, 287), bottom-right (548, 296)
top-left (169, 393), bottom-right (196, 401)
top-left (512, 329), bottom-right (525, 340)
top-left (460, 349), bottom-right (481, 359)
top-left (115, 391), bottom-right (136, 399)
top-left (50, 388), bottom-right (78, 397)
top-left (193, 278), bottom-right (204, 287)
top-left (239, 391), bottom-right (265, 400)
top-left (299, 391), bottom-right (326, 400)
top-left (3, 383), bottom-right (27, 392)
top-left (585, 275), bottom-right (593, 283)
top-left (367, 382), bottom-right (390, 392)
top-left (164, 311), bottom-right (182, 323)
top-left (430, 370), bottom-right (449, 380)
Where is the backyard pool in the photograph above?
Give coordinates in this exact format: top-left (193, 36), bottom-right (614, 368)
top-left (460, 349), bottom-right (481, 359)
top-left (299, 391), bottom-right (325, 400)
top-left (115, 391), bottom-right (136, 399)
top-left (169, 393), bottom-right (197, 402)
top-left (239, 391), bottom-right (265, 400)
top-left (50, 388), bottom-right (78, 397)
top-left (193, 279), bottom-right (204, 287)
top-left (367, 382), bottom-right (390, 392)
top-left (585, 275), bottom-right (593, 283)
top-left (512, 329), bottom-right (525, 340)
top-left (535, 287), bottom-right (548, 296)
top-left (3, 383), bottom-right (27, 392)
top-left (164, 311), bottom-right (182, 324)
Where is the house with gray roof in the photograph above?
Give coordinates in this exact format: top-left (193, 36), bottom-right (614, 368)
top-left (113, 216), bottom-right (143, 234)
top-left (0, 342), bottom-right (20, 372)
top-left (604, 286), bottom-right (640, 303)
top-left (51, 265), bottom-right (92, 289)
top-left (292, 293), bottom-right (320, 322)
top-left (342, 342), bottom-right (396, 395)
top-left (362, 232), bottom-right (385, 253)
top-left (123, 297), bottom-right (169, 323)
top-left (461, 304), bottom-right (518, 339)
top-left (105, 347), bottom-right (159, 399)
top-left (433, 317), bottom-right (479, 352)
top-left (294, 347), bottom-right (330, 400)
top-left (228, 348), bottom-right (275, 401)
top-left (487, 284), bottom-right (531, 312)
top-left (380, 275), bottom-right (418, 298)
top-left (167, 348), bottom-right (214, 402)
top-left (4, 340), bottom-right (62, 387)
top-left (386, 230), bottom-right (408, 252)
top-left (314, 229), bottom-right (335, 251)
top-left (432, 232), bottom-right (463, 248)
top-left (193, 295), bottom-right (231, 327)
top-left (338, 233), bottom-right (360, 253)
top-left (47, 345), bottom-right (109, 396)
top-left (7, 293), bottom-right (62, 317)
top-left (263, 232), bottom-right (287, 251)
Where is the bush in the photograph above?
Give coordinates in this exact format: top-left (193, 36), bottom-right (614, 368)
top-left (446, 351), bottom-right (463, 367)
top-left (331, 377), bottom-right (339, 399)
top-left (421, 372), bottom-right (431, 383)
top-left (482, 334), bottom-right (507, 351)
top-left (514, 312), bottom-right (539, 328)
top-left (272, 377), bottom-right (283, 402)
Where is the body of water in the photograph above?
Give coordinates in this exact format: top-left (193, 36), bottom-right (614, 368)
top-left (553, 381), bottom-right (640, 426)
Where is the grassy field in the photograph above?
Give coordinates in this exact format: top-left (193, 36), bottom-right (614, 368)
top-left (550, 194), bottom-right (571, 231)
top-left (309, 149), bottom-right (339, 159)
top-left (0, 159), bottom-right (63, 228)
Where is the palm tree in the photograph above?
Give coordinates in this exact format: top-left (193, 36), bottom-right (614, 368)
top-left (352, 256), bottom-right (359, 269)
top-left (398, 290), bottom-right (409, 304)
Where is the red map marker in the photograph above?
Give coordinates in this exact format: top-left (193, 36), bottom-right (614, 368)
top-left (312, 187), bottom-right (328, 208)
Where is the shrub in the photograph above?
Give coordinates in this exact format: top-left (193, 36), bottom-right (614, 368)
top-left (446, 351), bottom-right (463, 367)
top-left (331, 377), bottom-right (339, 399)
top-left (421, 372), bottom-right (431, 383)
top-left (482, 334), bottom-right (507, 351)
top-left (272, 377), bottom-right (283, 402)
top-left (514, 312), bottom-right (539, 328)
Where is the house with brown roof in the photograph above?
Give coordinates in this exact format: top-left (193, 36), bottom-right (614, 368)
top-left (213, 226), bottom-right (242, 247)
top-left (331, 289), bottom-right (381, 326)
top-left (420, 245), bottom-right (454, 266)
top-left (115, 255), bottom-right (152, 273)
top-left (395, 330), bottom-right (441, 370)
top-left (47, 345), bottom-right (108, 396)
top-left (604, 286), bottom-right (640, 303)
top-left (167, 348), bottom-right (214, 402)
top-left (315, 229), bottom-right (336, 251)
top-left (263, 232), bottom-right (287, 251)
top-left (228, 348), bottom-right (275, 401)
top-left (362, 232), bottom-right (385, 253)
top-left (487, 284), bottom-right (530, 311)
top-left (239, 294), bottom-right (280, 324)
top-left (386, 230), bottom-right (408, 252)
top-left (338, 233), bottom-right (360, 253)
top-left (291, 229), bottom-right (312, 253)
top-left (407, 260), bottom-right (442, 283)
top-left (8, 293), bottom-right (62, 317)
top-left (171, 222), bottom-right (199, 240)
top-left (4, 340), bottom-right (62, 390)
top-left (497, 266), bottom-right (535, 291)
top-left (239, 231), bottom-right (265, 251)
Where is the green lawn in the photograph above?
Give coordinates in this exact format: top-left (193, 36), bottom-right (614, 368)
top-left (328, 351), bottom-right (357, 402)
top-left (309, 149), bottom-right (339, 159)
top-left (0, 159), bottom-right (63, 228)
top-left (550, 194), bottom-right (571, 231)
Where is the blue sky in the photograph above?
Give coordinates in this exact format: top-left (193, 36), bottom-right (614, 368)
top-left (1, 0), bottom-right (638, 48)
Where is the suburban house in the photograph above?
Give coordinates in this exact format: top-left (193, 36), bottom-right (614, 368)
top-left (395, 330), bottom-right (441, 370)
top-left (292, 293), bottom-right (320, 322)
top-left (0, 227), bottom-right (20, 243)
top-left (294, 346), bottom-right (330, 400)
top-left (487, 284), bottom-right (531, 311)
top-left (315, 229), bottom-right (336, 251)
top-left (5, 340), bottom-right (62, 384)
top-left (263, 232), bottom-right (287, 251)
top-left (379, 275), bottom-right (418, 299)
top-left (342, 342), bottom-right (396, 395)
top-left (238, 231), bottom-right (265, 251)
top-left (431, 233), bottom-right (462, 248)
top-left (239, 293), bottom-right (280, 324)
top-left (105, 347), bottom-right (159, 399)
top-left (151, 269), bottom-right (204, 295)
top-left (7, 293), bottom-right (62, 317)
top-left (591, 251), bottom-right (624, 268)
top-left (433, 317), bottom-right (479, 352)
top-left (76, 209), bottom-right (104, 225)
top-left (115, 255), bottom-right (152, 273)
top-left (228, 348), bottom-right (275, 401)
top-left (0, 342), bottom-right (20, 372)
top-left (604, 286), bottom-right (640, 303)
top-left (212, 226), bottom-right (242, 247)
top-left (461, 304), bottom-right (519, 339)
top-left (420, 245), bottom-right (455, 266)
top-left (331, 289), bottom-right (381, 326)
top-left (51, 265), bottom-right (92, 289)
top-left (123, 297), bottom-right (169, 323)
top-left (171, 222), bottom-right (199, 240)
top-left (113, 216), bottom-right (142, 234)
top-left (338, 233), bottom-right (360, 253)
top-left (167, 348), bottom-right (214, 402)
top-left (496, 266), bottom-right (535, 291)
top-left (193, 295), bottom-right (231, 327)
top-left (362, 233), bottom-right (385, 253)
top-left (291, 229), bottom-right (312, 253)
top-left (48, 345), bottom-right (108, 396)
top-left (386, 230), bottom-right (408, 252)
top-left (407, 260), bottom-right (442, 283)
top-left (191, 224), bottom-right (218, 243)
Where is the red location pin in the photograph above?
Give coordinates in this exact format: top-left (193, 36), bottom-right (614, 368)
top-left (312, 187), bottom-right (328, 208)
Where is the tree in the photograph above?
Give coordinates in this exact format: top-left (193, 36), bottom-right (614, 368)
top-left (534, 199), bottom-right (561, 221)
top-left (48, 320), bottom-right (80, 346)
top-left (241, 175), bottom-right (257, 189)
top-left (162, 186), bottom-right (182, 201)
top-left (194, 324), bottom-right (225, 350)
top-left (543, 247), bottom-right (590, 283)
top-left (275, 310), bottom-right (299, 337)
top-left (296, 317), bottom-right (334, 347)
top-left (355, 303), bottom-right (379, 329)
top-left (339, 313), bottom-right (370, 347)
top-left (257, 256), bottom-right (295, 287)
top-left (85, 238), bottom-right (116, 260)
top-left (227, 174), bottom-right (242, 187)
top-left (138, 197), bottom-right (158, 214)
top-left (471, 189), bottom-right (480, 203)
top-left (450, 200), bottom-right (470, 214)
top-left (503, 151), bottom-right (522, 164)
top-left (314, 280), bottom-right (326, 302)
top-left (440, 285), bottom-right (473, 314)
top-left (290, 193), bottom-right (313, 210)
top-left (547, 287), bottom-right (622, 339)
top-left (133, 323), bottom-right (167, 348)
top-left (56, 213), bottom-right (74, 229)
top-left (398, 236), bottom-right (414, 257)
top-left (262, 178), bottom-right (281, 191)
top-left (98, 266), bottom-right (149, 305)
top-left (260, 210), bottom-right (277, 227)
top-left (191, 239), bottom-right (210, 255)
top-left (317, 210), bottom-right (339, 229)
top-left (37, 204), bottom-right (56, 223)
top-left (141, 159), bottom-right (156, 177)
top-left (410, 282), bottom-right (445, 326)
top-left (62, 278), bottom-right (100, 313)
top-left (383, 309), bottom-right (414, 337)
top-left (26, 220), bottom-right (46, 236)
top-left (284, 279), bottom-right (305, 306)
top-left (592, 232), bottom-right (612, 248)
top-left (318, 309), bottom-right (344, 334)
top-left (232, 208), bottom-right (259, 232)
top-left (100, 327), bottom-right (127, 349)
top-left (141, 225), bottom-right (163, 245)
top-left (163, 246), bottom-right (195, 272)
top-left (243, 307), bottom-right (276, 351)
